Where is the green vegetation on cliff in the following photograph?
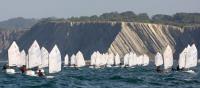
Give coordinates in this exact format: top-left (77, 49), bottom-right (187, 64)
top-left (0, 17), bottom-right (38, 30)
top-left (65, 11), bottom-right (200, 27)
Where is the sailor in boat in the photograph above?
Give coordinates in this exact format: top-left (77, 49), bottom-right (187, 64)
top-left (156, 66), bottom-right (162, 72)
top-left (176, 65), bottom-right (181, 71)
top-left (36, 69), bottom-right (44, 77)
top-left (2, 64), bottom-right (9, 70)
top-left (119, 63), bottom-right (123, 67)
top-left (175, 65), bottom-right (186, 71)
top-left (2, 64), bottom-right (16, 74)
top-left (20, 65), bottom-right (27, 74)
top-left (71, 63), bottom-right (76, 67)
top-left (36, 66), bottom-right (45, 76)
top-left (155, 52), bottom-right (164, 73)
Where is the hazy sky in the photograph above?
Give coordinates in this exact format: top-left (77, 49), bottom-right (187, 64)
top-left (0, 0), bottom-right (199, 21)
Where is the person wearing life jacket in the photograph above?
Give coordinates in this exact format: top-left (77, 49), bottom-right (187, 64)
top-left (2, 64), bottom-right (9, 70)
top-left (156, 66), bottom-right (162, 73)
top-left (37, 69), bottom-right (44, 77)
top-left (176, 65), bottom-right (186, 71)
top-left (176, 65), bottom-right (181, 71)
top-left (20, 65), bottom-right (27, 74)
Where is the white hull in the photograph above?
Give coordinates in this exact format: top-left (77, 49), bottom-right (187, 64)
top-left (46, 75), bottom-right (54, 79)
top-left (69, 65), bottom-right (75, 67)
top-left (113, 65), bottom-right (120, 67)
top-left (106, 65), bottom-right (112, 67)
top-left (184, 70), bottom-right (196, 74)
top-left (25, 70), bottom-right (37, 76)
top-left (89, 66), bottom-right (94, 68)
top-left (6, 69), bottom-right (16, 74)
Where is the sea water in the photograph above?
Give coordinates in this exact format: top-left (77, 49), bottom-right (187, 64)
top-left (0, 62), bottom-right (200, 88)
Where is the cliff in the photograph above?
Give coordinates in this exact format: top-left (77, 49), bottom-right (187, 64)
top-left (12, 21), bottom-right (199, 60)
top-left (17, 21), bottom-right (121, 59)
top-left (0, 29), bottom-right (27, 59)
top-left (109, 22), bottom-right (182, 57)
top-left (0, 17), bottom-right (38, 30)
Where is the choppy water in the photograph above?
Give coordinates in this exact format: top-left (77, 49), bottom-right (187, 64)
top-left (1, 62), bottom-right (200, 88)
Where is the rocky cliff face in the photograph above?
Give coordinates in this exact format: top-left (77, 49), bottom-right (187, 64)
top-left (0, 29), bottom-right (27, 59)
top-left (17, 21), bottom-right (121, 59)
top-left (5, 21), bottom-right (200, 60)
top-left (109, 23), bottom-right (200, 59)
top-left (109, 22), bottom-right (183, 58)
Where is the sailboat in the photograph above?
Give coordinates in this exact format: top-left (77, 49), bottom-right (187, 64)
top-left (26, 40), bottom-right (42, 76)
top-left (70, 54), bottom-right (76, 67)
top-left (155, 52), bottom-right (163, 66)
top-left (180, 44), bottom-right (198, 72)
top-left (189, 44), bottom-right (198, 68)
top-left (163, 45), bottom-right (173, 71)
top-left (137, 55), bottom-right (143, 66)
top-left (123, 53), bottom-right (129, 67)
top-left (128, 52), bottom-right (135, 67)
top-left (20, 50), bottom-right (26, 67)
top-left (99, 53), bottom-right (105, 66)
top-left (102, 53), bottom-right (108, 67)
top-left (142, 54), bottom-right (149, 66)
top-left (75, 51), bottom-right (86, 67)
top-left (35, 47), bottom-right (49, 74)
top-left (90, 52), bottom-right (96, 68)
top-left (133, 53), bottom-right (137, 66)
top-left (155, 52), bottom-right (163, 72)
top-left (178, 47), bottom-right (188, 70)
top-left (106, 53), bottom-right (114, 67)
top-left (95, 51), bottom-right (102, 68)
top-left (48, 45), bottom-right (61, 73)
top-left (39, 47), bottom-right (49, 69)
top-left (7, 41), bottom-right (21, 74)
top-left (64, 54), bottom-right (69, 67)
top-left (114, 53), bottom-right (120, 67)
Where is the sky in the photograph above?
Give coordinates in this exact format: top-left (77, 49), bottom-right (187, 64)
top-left (0, 0), bottom-right (199, 21)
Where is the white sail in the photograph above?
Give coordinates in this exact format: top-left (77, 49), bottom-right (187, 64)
top-left (190, 44), bottom-right (198, 67)
top-left (107, 53), bottom-right (114, 66)
top-left (75, 51), bottom-right (86, 67)
top-left (90, 52), bottom-right (96, 66)
top-left (101, 53), bottom-right (107, 66)
top-left (128, 52), bottom-right (135, 67)
top-left (99, 53), bottom-right (103, 66)
top-left (123, 53), bottom-right (129, 66)
top-left (133, 53), bottom-right (137, 66)
top-left (49, 45), bottom-right (61, 73)
top-left (185, 44), bottom-right (198, 69)
top-left (20, 50), bottom-right (26, 66)
top-left (27, 40), bottom-right (41, 69)
top-left (155, 52), bottom-right (163, 66)
top-left (135, 55), bottom-right (140, 65)
top-left (137, 55), bottom-right (143, 65)
top-left (8, 41), bottom-right (21, 67)
top-left (114, 53), bottom-right (120, 65)
top-left (178, 48), bottom-right (187, 69)
top-left (99, 53), bottom-right (105, 66)
top-left (70, 54), bottom-right (76, 66)
top-left (95, 51), bottom-right (102, 67)
top-left (163, 45), bottom-right (173, 70)
top-left (143, 54), bottom-right (149, 66)
top-left (64, 54), bottom-right (69, 66)
top-left (184, 45), bottom-right (191, 69)
top-left (40, 47), bottom-right (49, 68)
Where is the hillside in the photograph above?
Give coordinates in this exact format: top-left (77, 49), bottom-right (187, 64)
top-left (12, 21), bottom-right (200, 60)
top-left (0, 17), bottom-right (38, 30)
top-left (0, 29), bottom-right (27, 59)
top-left (0, 17), bottom-right (38, 60)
